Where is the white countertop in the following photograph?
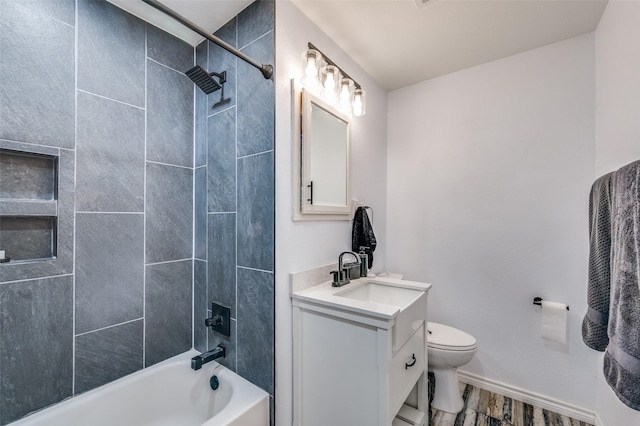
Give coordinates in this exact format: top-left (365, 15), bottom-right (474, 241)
top-left (291, 276), bottom-right (432, 321)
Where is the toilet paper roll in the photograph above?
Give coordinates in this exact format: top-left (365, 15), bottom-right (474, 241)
top-left (541, 301), bottom-right (567, 344)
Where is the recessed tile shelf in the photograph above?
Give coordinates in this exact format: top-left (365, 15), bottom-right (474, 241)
top-left (0, 148), bottom-right (59, 262)
top-left (0, 149), bottom-right (57, 200)
top-left (0, 200), bottom-right (57, 216)
top-left (0, 217), bottom-right (57, 261)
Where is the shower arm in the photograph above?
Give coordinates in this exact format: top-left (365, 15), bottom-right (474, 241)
top-left (141, 0), bottom-right (273, 80)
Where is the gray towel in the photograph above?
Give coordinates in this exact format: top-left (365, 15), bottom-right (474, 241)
top-left (604, 160), bottom-right (640, 410)
top-left (582, 172), bottom-right (613, 351)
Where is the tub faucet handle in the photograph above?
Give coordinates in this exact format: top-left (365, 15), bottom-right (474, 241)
top-left (205, 314), bottom-right (223, 327)
top-left (205, 302), bottom-right (231, 336)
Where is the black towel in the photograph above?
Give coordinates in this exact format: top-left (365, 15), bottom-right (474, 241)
top-left (352, 207), bottom-right (377, 269)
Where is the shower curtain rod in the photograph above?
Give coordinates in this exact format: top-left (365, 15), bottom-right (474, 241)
top-left (141, 0), bottom-right (273, 80)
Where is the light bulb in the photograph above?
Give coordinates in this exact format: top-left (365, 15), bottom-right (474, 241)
top-left (340, 83), bottom-right (350, 102)
top-left (352, 88), bottom-right (365, 117)
top-left (305, 57), bottom-right (317, 79)
top-left (301, 49), bottom-right (322, 90)
top-left (352, 96), bottom-right (363, 116)
top-left (324, 71), bottom-right (335, 90)
top-left (338, 78), bottom-right (354, 114)
top-left (322, 65), bottom-right (339, 104)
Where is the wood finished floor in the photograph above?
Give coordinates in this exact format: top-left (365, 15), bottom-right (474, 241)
top-left (428, 375), bottom-right (594, 426)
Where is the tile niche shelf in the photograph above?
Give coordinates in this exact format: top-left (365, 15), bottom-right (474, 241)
top-left (0, 148), bottom-right (59, 263)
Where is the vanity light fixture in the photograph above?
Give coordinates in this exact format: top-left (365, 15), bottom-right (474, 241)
top-left (301, 42), bottom-right (366, 117)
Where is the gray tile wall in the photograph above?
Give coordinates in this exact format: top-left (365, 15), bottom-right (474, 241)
top-left (146, 60), bottom-right (194, 168)
top-left (145, 163), bottom-right (193, 264)
top-left (76, 92), bottom-right (145, 212)
top-left (0, 1), bottom-right (196, 424)
top-left (193, 0), bottom-right (275, 420)
top-left (0, 0), bottom-right (275, 424)
top-left (0, 2), bottom-right (75, 148)
top-left (0, 276), bottom-right (73, 422)
top-left (75, 213), bottom-right (144, 334)
top-left (77, 0), bottom-right (146, 107)
top-left (145, 260), bottom-right (193, 366)
top-left (75, 320), bottom-right (144, 394)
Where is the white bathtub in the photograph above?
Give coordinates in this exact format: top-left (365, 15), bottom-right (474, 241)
top-left (11, 350), bottom-right (269, 426)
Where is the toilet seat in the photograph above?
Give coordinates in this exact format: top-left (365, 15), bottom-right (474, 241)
top-left (427, 322), bottom-right (477, 351)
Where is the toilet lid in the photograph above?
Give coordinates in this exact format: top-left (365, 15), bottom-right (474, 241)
top-left (427, 322), bottom-right (477, 351)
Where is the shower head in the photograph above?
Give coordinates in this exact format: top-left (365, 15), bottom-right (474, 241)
top-left (185, 65), bottom-right (226, 94)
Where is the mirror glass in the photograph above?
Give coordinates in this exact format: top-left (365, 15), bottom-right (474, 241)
top-left (301, 90), bottom-right (351, 216)
top-left (309, 100), bottom-right (348, 206)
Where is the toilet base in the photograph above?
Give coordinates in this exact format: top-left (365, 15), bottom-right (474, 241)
top-left (430, 367), bottom-right (464, 414)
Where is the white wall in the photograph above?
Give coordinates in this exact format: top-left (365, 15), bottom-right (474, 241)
top-left (595, 0), bottom-right (640, 178)
top-left (594, 1), bottom-right (640, 424)
top-left (274, 1), bottom-right (640, 423)
top-left (387, 34), bottom-right (600, 410)
top-left (274, 2), bottom-right (388, 424)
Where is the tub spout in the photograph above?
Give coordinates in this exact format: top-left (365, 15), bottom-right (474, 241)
top-left (191, 345), bottom-right (225, 370)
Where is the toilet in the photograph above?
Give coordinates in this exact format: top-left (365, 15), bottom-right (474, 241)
top-left (427, 322), bottom-right (478, 414)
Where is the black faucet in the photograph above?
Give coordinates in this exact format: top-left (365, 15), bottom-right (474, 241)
top-left (331, 251), bottom-right (361, 287)
top-left (191, 345), bottom-right (226, 370)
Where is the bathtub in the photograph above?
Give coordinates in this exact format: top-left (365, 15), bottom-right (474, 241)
top-left (11, 350), bottom-right (269, 426)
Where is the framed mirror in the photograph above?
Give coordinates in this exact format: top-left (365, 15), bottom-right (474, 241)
top-left (292, 81), bottom-right (351, 221)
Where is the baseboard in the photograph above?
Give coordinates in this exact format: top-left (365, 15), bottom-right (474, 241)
top-left (593, 411), bottom-right (604, 426)
top-left (457, 371), bottom-right (597, 425)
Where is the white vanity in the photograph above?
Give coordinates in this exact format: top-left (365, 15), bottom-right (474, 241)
top-left (291, 273), bottom-right (431, 426)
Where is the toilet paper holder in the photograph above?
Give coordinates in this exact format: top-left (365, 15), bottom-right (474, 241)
top-left (533, 297), bottom-right (569, 311)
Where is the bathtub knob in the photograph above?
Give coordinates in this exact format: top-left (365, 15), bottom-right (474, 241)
top-left (205, 314), bottom-right (223, 327)
top-left (206, 303), bottom-right (231, 336)
top-left (210, 375), bottom-right (219, 391)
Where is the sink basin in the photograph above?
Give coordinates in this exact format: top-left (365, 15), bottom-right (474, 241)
top-left (336, 281), bottom-right (427, 353)
top-left (337, 282), bottom-right (422, 308)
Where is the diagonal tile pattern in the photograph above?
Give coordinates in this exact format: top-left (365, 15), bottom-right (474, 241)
top-left (428, 374), bottom-right (594, 426)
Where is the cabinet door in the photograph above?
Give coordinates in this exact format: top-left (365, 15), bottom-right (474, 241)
top-left (297, 309), bottom-right (380, 426)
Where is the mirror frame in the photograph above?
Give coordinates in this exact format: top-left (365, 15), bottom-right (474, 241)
top-left (291, 80), bottom-right (352, 221)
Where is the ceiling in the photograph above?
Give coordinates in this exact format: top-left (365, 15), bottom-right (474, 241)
top-left (107, 0), bottom-right (254, 45)
top-left (109, 0), bottom-right (608, 91)
top-left (291, 0), bottom-right (608, 90)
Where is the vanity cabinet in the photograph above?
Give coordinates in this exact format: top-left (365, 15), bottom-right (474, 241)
top-left (292, 278), bottom-right (430, 426)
